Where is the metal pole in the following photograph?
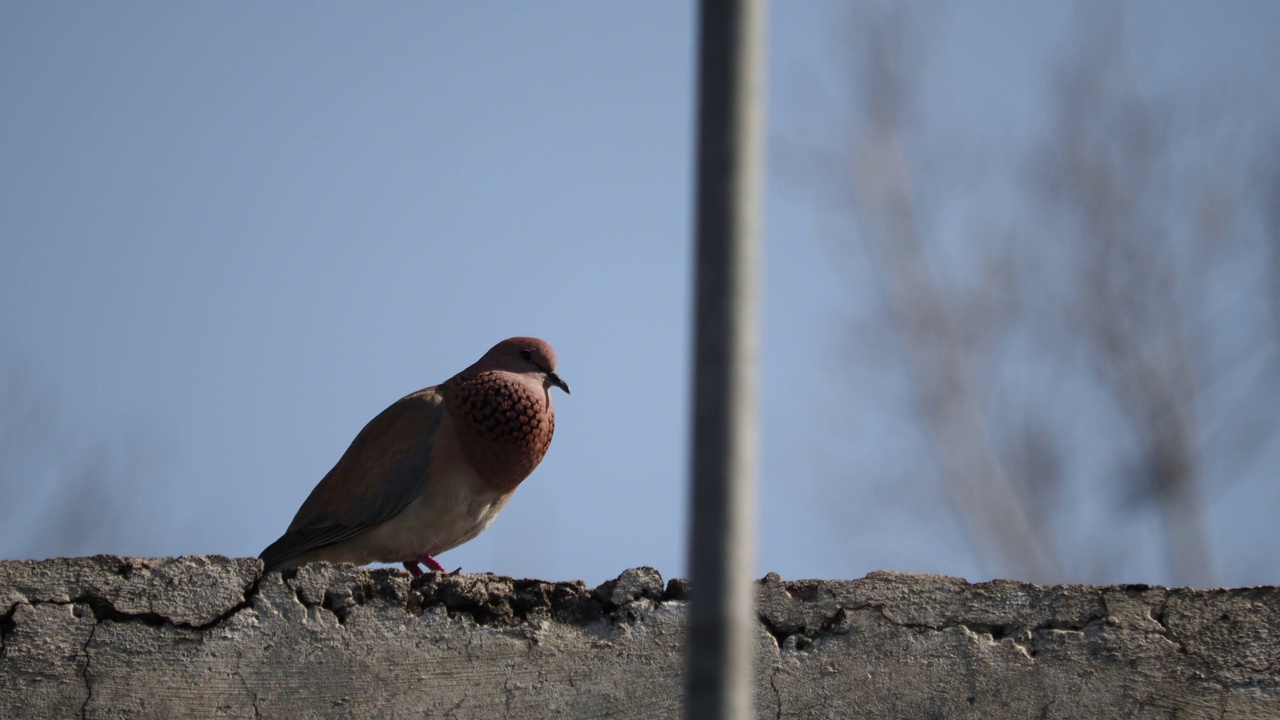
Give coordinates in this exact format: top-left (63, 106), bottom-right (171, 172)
top-left (686, 0), bottom-right (765, 718)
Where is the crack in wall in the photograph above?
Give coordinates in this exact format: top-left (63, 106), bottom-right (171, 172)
top-left (769, 667), bottom-right (784, 720)
top-left (455, 629), bottom-right (479, 715)
top-left (30, 575), bottom-right (265, 633)
top-left (442, 694), bottom-right (467, 718)
top-left (78, 619), bottom-right (96, 720)
top-left (1110, 590), bottom-right (1190, 657)
top-left (956, 613), bottom-right (1109, 659)
top-left (234, 649), bottom-right (264, 720)
top-left (1152, 597), bottom-right (1173, 636)
top-left (203, 575), bottom-right (263, 629)
top-left (759, 597), bottom-right (1115, 662)
top-left (501, 659), bottom-right (517, 716)
top-left (0, 602), bottom-right (14, 664)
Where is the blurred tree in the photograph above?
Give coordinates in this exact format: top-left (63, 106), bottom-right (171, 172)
top-left (0, 363), bottom-right (165, 559)
top-left (779, 3), bottom-right (1279, 585)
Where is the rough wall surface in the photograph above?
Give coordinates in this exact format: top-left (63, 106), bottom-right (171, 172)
top-left (0, 556), bottom-right (1277, 719)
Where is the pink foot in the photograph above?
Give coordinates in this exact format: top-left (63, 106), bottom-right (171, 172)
top-left (403, 554), bottom-right (448, 577)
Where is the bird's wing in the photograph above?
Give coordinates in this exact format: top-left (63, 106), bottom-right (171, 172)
top-left (259, 387), bottom-right (448, 571)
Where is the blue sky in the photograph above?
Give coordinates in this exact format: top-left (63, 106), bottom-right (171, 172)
top-left (3, 2), bottom-right (1278, 587)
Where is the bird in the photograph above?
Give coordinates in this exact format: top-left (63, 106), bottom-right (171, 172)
top-left (259, 337), bottom-right (569, 576)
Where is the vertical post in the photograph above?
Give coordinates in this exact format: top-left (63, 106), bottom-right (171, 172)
top-left (686, 0), bottom-right (766, 719)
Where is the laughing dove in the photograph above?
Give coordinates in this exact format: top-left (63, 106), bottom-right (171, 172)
top-left (259, 337), bottom-right (569, 576)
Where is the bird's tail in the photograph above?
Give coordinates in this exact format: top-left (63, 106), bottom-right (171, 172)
top-left (257, 536), bottom-right (295, 574)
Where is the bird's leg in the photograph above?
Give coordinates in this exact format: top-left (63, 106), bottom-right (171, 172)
top-left (402, 554), bottom-right (447, 577)
top-left (419, 554), bottom-right (447, 573)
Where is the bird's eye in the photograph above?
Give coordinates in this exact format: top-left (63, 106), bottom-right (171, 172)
top-left (519, 349), bottom-right (533, 361)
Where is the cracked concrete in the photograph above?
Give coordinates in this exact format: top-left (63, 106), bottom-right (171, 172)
top-left (1, 557), bottom-right (1277, 718)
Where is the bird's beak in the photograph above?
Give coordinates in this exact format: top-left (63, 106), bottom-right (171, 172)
top-left (547, 372), bottom-right (571, 395)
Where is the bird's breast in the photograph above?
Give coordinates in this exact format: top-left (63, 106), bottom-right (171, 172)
top-left (364, 458), bottom-right (513, 561)
top-left (446, 373), bottom-right (555, 492)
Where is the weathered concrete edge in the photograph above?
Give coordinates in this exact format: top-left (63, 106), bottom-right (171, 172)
top-left (4, 555), bottom-right (1279, 719)
top-left (2, 554), bottom-right (1277, 660)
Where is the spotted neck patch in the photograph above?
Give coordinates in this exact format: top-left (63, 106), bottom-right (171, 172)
top-left (445, 371), bottom-right (555, 492)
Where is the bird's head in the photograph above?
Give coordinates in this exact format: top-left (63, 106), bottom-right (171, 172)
top-left (471, 337), bottom-right (570, 395)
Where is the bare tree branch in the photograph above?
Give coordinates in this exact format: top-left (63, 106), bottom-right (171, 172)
top-left (778, 2), bottom-right (1279, 585)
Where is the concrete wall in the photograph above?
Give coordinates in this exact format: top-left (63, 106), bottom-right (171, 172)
top-left (1, 556), bottom-right (1277, 718)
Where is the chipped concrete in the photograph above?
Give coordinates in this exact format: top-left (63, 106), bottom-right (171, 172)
top-left (1, 556), bottom-right (1277, 718)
